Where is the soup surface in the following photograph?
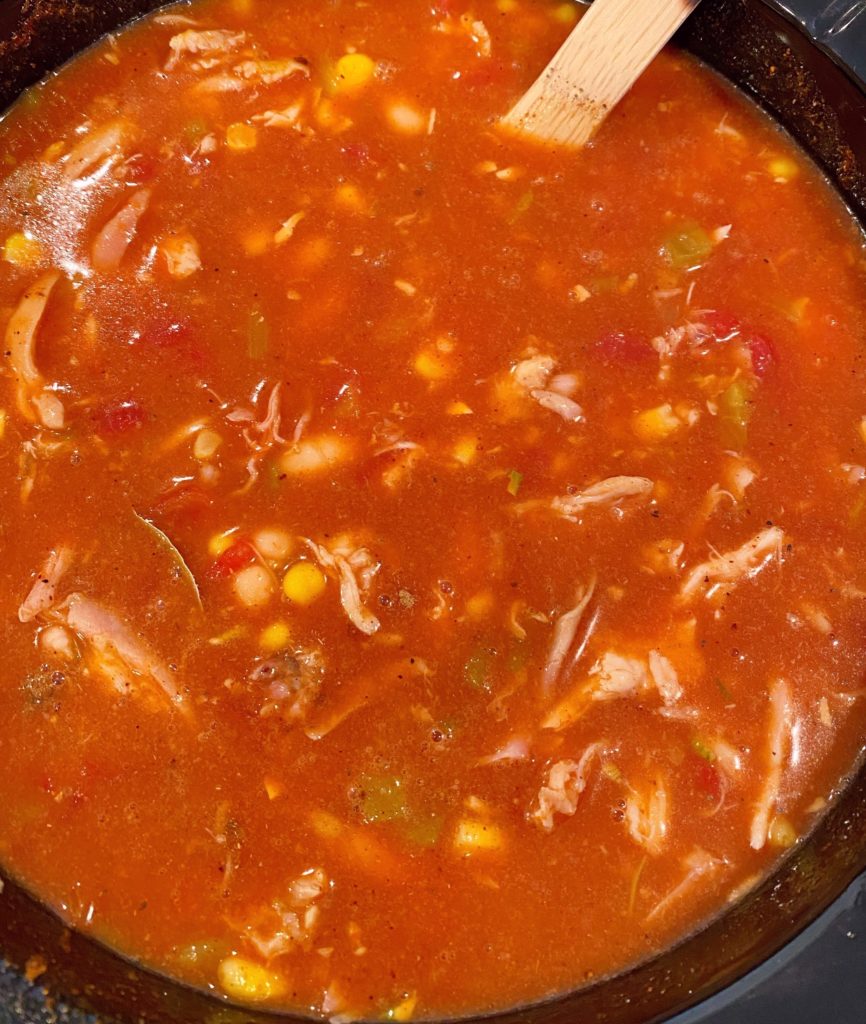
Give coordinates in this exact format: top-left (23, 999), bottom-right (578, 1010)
top-left (2, 0), bottom-right (866, 1018)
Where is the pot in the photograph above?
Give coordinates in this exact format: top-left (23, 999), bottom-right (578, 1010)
top-left (0, 1), bottom-right (864, 1022)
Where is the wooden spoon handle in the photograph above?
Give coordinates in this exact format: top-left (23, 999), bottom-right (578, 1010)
top-left (501, 0), bottom-right (699, 148)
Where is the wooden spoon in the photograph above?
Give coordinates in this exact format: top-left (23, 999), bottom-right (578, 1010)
top-left (501, 0), bottom-right (700, 149)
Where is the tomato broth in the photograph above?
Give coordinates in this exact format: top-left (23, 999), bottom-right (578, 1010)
top-left (1, 0), bottom-right (866, 1018)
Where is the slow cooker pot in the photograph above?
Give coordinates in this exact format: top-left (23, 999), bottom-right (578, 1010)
top-left (0, 1), bottom-right (864, 1021)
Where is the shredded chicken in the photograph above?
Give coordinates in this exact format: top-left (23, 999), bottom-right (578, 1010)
top-left (592, 652), bottom-right (649, 699)
top-left (234, 58), bottom-right (310, 84)
top-left (245, 868), bottom-right (329, 961)
top-left (61, 119), bottom-right (133, 180)
top-left (646, 848), bottom-right (722, 922)
top-left (510, 353), bottom-right (584, 423)
top-left (6, 271), bottom-right (65, 428)
top-left (651, 320), bottom-right (713, 360)
top-left (18, 546), bottom-right (71, 623)
top-left (529, 389), bottom-right (584, 422)
top-left (511, 354), bottom-right (550, 388)
top-left (530, 744), bottom-right (602, 832)
top-left (477, 736), bottom-right (531, 767)
top-left (547, 476), bottom-right (654, 522)
top-left (625, 776), bottom-right (669, 855)
top-left (254, 647), bottom-right (324, 722)
top-left (227, 381), bottom-right (290, 488)
top-left (544, 647), bottom-right (681, 730)
top-left (648, 650), bottom-right (683, 705)
top-left (166, 29), bottom-right (248, 70)
top-left (252, 103), bottom-right (305, 130)
top-left (91, 188), bottom-right (152, 272)
top-left (160, 234), bottom-right (201, 278)
top-left (303, 539), bottom-right (380, 635)
top-left (541, 578), bottom-right (596, 694)
top-left (750, 678), bottom-right (793, 850)
top-left (437, 13), bottom-right (492, 58)
top-left (680, 526), bottom-right (785, 602)
top-left (60, 594), bottom-right (187, 714)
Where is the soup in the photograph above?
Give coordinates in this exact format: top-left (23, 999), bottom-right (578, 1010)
top-left (2, 0), bottom-right (866, 1018)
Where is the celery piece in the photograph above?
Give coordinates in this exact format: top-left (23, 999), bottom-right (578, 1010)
top-left (718, 378), bottom-right (752, 450)
top-left (662, 221), bottom-right (712, 270)
top-left (507, 190), bottom-right (534, 225)
top-left (691, 737), bottom-right (716, 762)
top-left (356, 775), bottom-right (407, 824)
top-left (464, 649), bottom-right (494, 691)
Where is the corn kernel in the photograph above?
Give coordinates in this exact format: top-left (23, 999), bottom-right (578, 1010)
top-left (193, 428), bottom-right (222, 461)
top-left (208, 531), bottom-right (237, 557)
top-left (465, 591), bottom-right (493, 619)
top-left (788, 296), bottom-right (810, 322)
top-left (496, 0), bottom-right (518, 11)
top-left (453, 437), bottom-right (479, 465)
top-left (41, 141), bottom-right (65, 162)
top-left (389, 993), bottom-right (419, 1022)
top-left (260, 622), bottom-right (292, 652)
top-left (231, 0), bottom-right (253, 12)
top-left (294, 235), bottom-right (332, 272)
top-left (768, 813), bottom-right (798, 849)
top-left (242, 228), bottom-right (271, 256)
top-left (310, 808), bottom-right (342, 839)
top-left (394, 279), bottom-right (417, 297)
top-left (446, 400), bottom-right (473, 416)
top-left (334, 53), bottom-right (376, 93)
top-left (264, 776), bottom-right (284, 800)
top-left (217, 956), bottom-right (286, 1003)
top-left (413, 348), bottom-right (451, 381)
top-left (858, 417), bottom-right (866, 447)
top-left (768, 156), bottom-right (798, 182)
top-left (334, 183), bottom-right (367, 213)
top-left (282, 561), bottom-right (327, 605)
top-left (552, 1), bottom-right (578, 22)
top-left (0, 410), bottom-right (6, 440)
top-left (454, 818), bottom-right (504, 853)
top-left (633, 403), bottom-right (681, 443)
top-left (226, 122), bottom-right (258, 151)
top-left (3, 232), bottom-right (42, 268)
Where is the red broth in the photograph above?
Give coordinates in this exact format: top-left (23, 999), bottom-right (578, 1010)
top-left (1, 0), bottom-right (866, 1018)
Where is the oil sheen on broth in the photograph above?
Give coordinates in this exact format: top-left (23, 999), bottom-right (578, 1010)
top-left (1, 0), bottom-right (866, 1018)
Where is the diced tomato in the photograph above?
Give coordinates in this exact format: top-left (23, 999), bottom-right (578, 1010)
top-left (94, 399), bottom-right (147, 434)
top-left (691, 755), bottom-right (723, 803)
top-left (207, 540), bottom-right (256, 581)
top-left (702, 310), bottom-right (741, 342)
top-left (136, 315), bottom-right (205, 368)
top-left (124, 152), bottom-right (157, 184)
top-left (593, 331), bottom-right (651, 364)
top-left (747, 332), bottom-right (777, 377)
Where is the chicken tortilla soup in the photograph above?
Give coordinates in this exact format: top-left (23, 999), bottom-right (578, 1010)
top-left (1, 0), bottom-right (866, 1019)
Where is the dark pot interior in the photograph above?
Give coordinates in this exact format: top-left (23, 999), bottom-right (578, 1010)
top-left (0, 1), bottom-right (865, 1022)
